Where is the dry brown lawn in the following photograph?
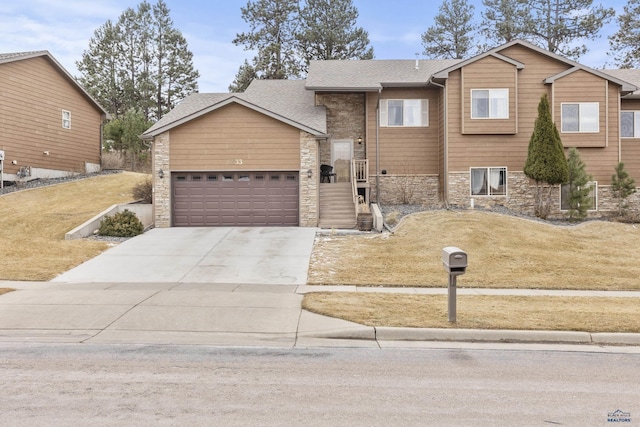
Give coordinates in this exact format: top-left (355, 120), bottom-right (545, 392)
top-left (0, 172), bottom-right (148, 281)
top-left (309, 210), bottom-right (640, 291)
top-left (303, 292), bottom-right (640, 333)
top-left (0, 288), bottom-right (14, 296)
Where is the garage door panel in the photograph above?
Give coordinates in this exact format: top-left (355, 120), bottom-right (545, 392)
top-left (173, 172), bottom-right (299, 226)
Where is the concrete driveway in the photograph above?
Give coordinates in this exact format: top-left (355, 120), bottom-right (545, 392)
top-left (53, 227), bottom-right (318, 285)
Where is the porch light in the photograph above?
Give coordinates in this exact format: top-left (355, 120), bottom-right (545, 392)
top-left (307, 169), bottom-right (313, 178)
top-left (357, 136), bottom-right (363, 144)
top-left (158, 169), bottom-right (164, 179)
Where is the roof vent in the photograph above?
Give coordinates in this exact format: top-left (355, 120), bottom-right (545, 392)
top-left (415, 53), bottom-right (419, 70)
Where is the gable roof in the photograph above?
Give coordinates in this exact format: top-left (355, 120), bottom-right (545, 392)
top-left (432, 40), bottom-right (637, 94)
top-left (143, 79), bottom-right (327, 138)
top-left (0, 51), bottom-right (109, 116)
top-left (305, 59), bottom-right (461, 91)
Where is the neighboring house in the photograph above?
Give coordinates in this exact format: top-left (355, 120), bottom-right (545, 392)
top-left (0, 51), bottom-right (108, 184)
top-left (144, 40), bottom-right (640, 228)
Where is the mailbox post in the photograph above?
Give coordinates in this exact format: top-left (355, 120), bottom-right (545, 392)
top-left (442, 246), bottom-right (467, 323)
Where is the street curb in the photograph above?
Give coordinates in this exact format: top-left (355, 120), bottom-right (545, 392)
top-left (308, 326), bottom-right (640, 346)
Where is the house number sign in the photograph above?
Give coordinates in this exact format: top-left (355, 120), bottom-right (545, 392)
top-left (228, 158), bottom-right (243, 165)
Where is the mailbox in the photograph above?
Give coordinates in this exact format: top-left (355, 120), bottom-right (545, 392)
top-left (442, 246), bottom-right (467, 276)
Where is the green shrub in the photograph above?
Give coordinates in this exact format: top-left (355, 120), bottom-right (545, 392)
top-left (98, 209), bottom-right (144, 237)
top-left (132, 176), bottom-right (152, 203)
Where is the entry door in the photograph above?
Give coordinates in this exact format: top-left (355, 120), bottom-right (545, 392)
top-left (331, 139), bottom-right (353, 183)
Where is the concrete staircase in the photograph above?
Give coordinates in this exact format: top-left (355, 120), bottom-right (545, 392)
top-left (318, 182), bottom-right (357, 229)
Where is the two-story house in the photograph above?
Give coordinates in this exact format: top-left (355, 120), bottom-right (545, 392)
top-left (143, 40), bottom-right (640, 228)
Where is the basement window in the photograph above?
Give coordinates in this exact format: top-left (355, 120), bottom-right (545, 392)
top-left (470, 167), bottom-right (507, 196)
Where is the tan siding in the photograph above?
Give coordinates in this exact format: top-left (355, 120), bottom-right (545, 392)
top-left (170, 103), bottom-right (300, 171)
top-left (0, 56), bottom-right (103, 174)
top-left (621, 98), bottom-right (640, 180)
top-left (552, 69), bottom-right (608, 148)
top-left (461, 56), bottom-right (517, 134)
top-left (366, 88), bottom-right (440, 175)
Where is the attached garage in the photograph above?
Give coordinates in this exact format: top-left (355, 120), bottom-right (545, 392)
top-left (144, 79), bottom-right (326, 228)
top-left (172, 171), bottom-right (299, 226)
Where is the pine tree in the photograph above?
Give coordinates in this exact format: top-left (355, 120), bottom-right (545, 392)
top-left (422, 0), bottom-right (477, 59)
top-left (609, 0), bottom-right (640, 68)
top-left (519, 0), bottom-right (614, 60)
top-left (76, 0), bottom-right (199, 121)
top-left (232, 0), bottom-right (302, 80)
top-left (611, 162), bottom-right (637, 217)
top-left (564, 148), bottom-right (592, 222)
top-left (229, 60), bottom-right (258, 93)
top-left (297, 0), bottom-right (374, 72)
top-left (524, 94), bottom-right (569, 219)
top-left (480, 0), bottom-right (530, 47)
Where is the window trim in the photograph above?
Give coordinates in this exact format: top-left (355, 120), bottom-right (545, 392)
top-left (470, 167), bottom-right (507, 197)
top-left (621, 111), bottom-right (640, 138)
top-left (379, 99), bottom-right (429, 127)
top-left (560, 181), bottom-right (598, 212)
top-left (62, 110), bottom-right (71, 129)
top-left (561, 102), bottom-right (599, 133)
top-left (470, 89), bottom-right (509, 119)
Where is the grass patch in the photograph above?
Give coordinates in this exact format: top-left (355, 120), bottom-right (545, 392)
top-left (303, 292), bottom-right (640, 333)
top-left (309, 210), bottom-right (640, 291)
top-left (0, 172), bottom-right (148, 281)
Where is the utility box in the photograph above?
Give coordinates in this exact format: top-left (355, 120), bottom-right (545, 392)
top-left (442, 246), bottom-right (467, 276)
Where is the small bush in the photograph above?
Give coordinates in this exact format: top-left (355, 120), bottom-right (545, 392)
top-left (132, 176), bottom-right (153, 203)
top-left (98, 209), bottom-right (144, 237)
top-left (102, 151), bottom-right (125, 170)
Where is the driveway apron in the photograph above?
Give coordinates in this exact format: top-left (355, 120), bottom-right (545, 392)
top-left (52, 227), bottom-right (318, 285)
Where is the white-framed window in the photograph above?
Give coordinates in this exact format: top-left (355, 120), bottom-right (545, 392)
top-left (470, 167), bottom-right (507, 196)
top-left (621, 111), bottom-right (640, 138)
top-left (561, 103), bottom-right (599, 133)
top-left (471, 89), bottom-right (509, 119)
top-left (560, 181), bottom-right (598, 211)
top-left (379, 99), bottom-right (428, 127)
top-left (62, 110), bottom-right (71, 129)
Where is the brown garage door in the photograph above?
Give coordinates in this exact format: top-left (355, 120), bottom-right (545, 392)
top-left (172, 172), bottom-right (299, 226)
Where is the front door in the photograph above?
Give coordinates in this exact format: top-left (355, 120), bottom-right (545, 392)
top-left (331, 139), bottom-right (353, 183)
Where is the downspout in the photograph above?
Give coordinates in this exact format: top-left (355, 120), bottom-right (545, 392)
top-left (375, 88), bottom-right (381, 203)
top-left (428, 77), bottom-right (448, 209)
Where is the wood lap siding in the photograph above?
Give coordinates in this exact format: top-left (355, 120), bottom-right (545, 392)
top-left (169, 103), bottom-right (300, 171)
top-left (620, 99), bottom-right (640, 182)
top-left (0, 57), bottom-right (103, 174)
top-left (552, 69), bottom-right (608, 148)
top-left (461, 56), bottom-right (517, 134)
top-left (365, 88), bottom-right (440, 175)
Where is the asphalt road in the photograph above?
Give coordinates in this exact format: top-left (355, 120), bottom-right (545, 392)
top-left (2, 343), bottom-right (638, 426)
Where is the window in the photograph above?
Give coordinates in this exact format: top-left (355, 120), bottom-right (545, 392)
top-left (561, 103), bottom-right (599, 133)
top-left (470, 167), bottom-right (507, 196)
top-left (380, 99), bottom-right (428, 127)
top-left (62, 110), bottom-right (71, 129)
top-left (471, 89), bottom-right (508, 119)
top-left (560, 181), bottom-right (597, 211)
top-left (621, 111), bottom-right (640, 138)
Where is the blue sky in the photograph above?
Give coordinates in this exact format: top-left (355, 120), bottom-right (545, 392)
top-left (0, 0), bottom-right (628, 93)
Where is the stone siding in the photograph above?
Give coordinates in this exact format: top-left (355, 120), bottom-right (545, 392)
top-left (153, 132), bottom-right (171, 228)
top-left (299, 131), bottom-right (319, 227)
top-left (315, 93), bottom-right (366, 165)
top-left (447, 170), bottom-right (640, 219)
top-left (372, 174), bottom-right (441, 206)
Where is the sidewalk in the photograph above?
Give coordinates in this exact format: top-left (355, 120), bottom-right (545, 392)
top-left (1, 281), bottom-right (639, 347)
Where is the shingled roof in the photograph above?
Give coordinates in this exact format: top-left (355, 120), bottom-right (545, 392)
top-left (602, 69), bottom-right (640, 99)
top-left (305, 59), bottom-right (461, 91)
top-left (143, 79), bottom-right (327, 138)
